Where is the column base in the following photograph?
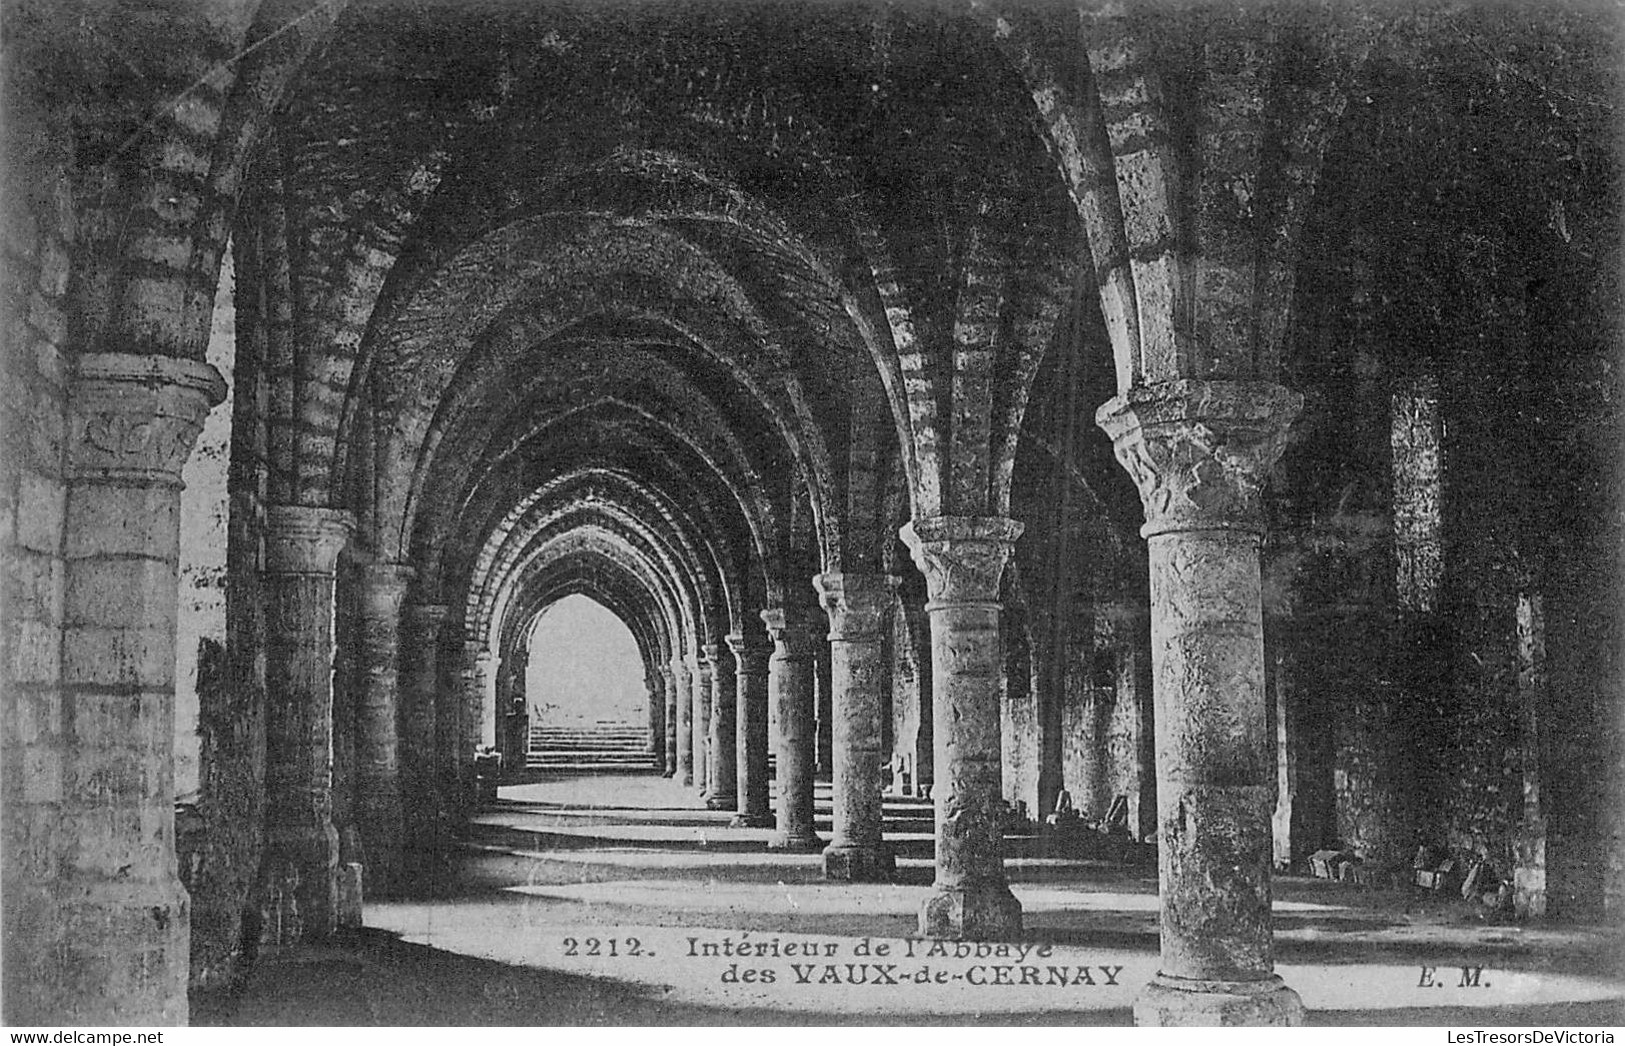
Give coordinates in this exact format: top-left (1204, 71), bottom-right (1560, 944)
top-left (730, 811), bottom-right (776, 828)
top-left (1133, 974), bottom-right (1305, 1027)
top-left (336, 862), bottom-right (365, 928)
top-left (919, 883), bottom-right (1022, 941)
top-left (706, 793), bottom-right (739, 811)
top-left (768, 830), bottom-right (825, 852)
top-left (823, 844), bottom-right (894, 882)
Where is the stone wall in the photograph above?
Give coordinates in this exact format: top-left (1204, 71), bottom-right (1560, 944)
top-left (1, 88), bottom-right (75, 1022)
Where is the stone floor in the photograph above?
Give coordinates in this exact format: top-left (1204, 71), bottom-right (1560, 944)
top-left (197, 771), bottom-right (1625, 1027)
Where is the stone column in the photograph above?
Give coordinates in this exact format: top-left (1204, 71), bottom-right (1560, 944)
top-left (476, 650), bottom-right (499, 750)
top-left (663, 666), bottom-right (679, 777)
top-left (466, 647), bottom-right (497, 806)
top-left (815, 641), bottom-right (833, 778)
top-left (400, 603), bottom-right (449, 867)
top-left (901, 595), bottom-right (935, 798)
top-left (729, 633), bottom-right (774, 827)
top-left (353, 562), bottom-right (411, 894)
top-left (672, 656), bottom-right (694, 785)
top-left (1270, 647), bottom-right (1297, 872)
top-left (499, 644), bottom-right (530, 777)
top-left (900, 519), bottom-right (1022, 939)
top-left (330, 556), bottom-right (365, 926)
top-left (691, 652), bottom-right (711, 797)
top-left (1096, 379), bottom-right (1303, 1027)
top-left (705, 642), bottom-right (738, 810)
top-left (1514, 589), bottom-right (1548, 917)
top-left (647, 671), bottom-right (665, 767)
top-left (815, 573), bottom-right (896, 881)
top-left (764, 608), bottom-right (823, 851)
top-left (447, 640), bottom-right (485, 815)
top-left (435, 633), bottom-right (462, 816)
top-left (15, 354), bottom-right (224, 1023)
top-left (259, 503), bottom-right (354, 946)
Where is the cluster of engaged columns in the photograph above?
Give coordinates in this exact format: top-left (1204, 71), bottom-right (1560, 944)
top-left (256, 531), bottom-right (499, 943)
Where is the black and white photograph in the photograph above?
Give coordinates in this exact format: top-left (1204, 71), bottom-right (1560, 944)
top-left (2, 0), bottom-right (1622, 1033)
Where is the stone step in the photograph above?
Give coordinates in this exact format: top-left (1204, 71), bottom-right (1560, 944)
top-left (523, 734), bottom-right (643, 743)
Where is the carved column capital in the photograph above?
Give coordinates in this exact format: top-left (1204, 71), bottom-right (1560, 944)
top-left (761, 607), bottom-right (820, 658)
top-left (899, 516), bottom-right (1023, 606)
top-left (265, 505), bottom-right (354, 576)
top-left (726, 632), bottom-right (773, 676)
top-left (814, 573), bottom-right (897, 641)
top-left (1095, 380), bottom-right (1301, 538)
top-left (358, 562), bottom-right (415, 616)
top-left (68, 352), bottom-right (226, 486)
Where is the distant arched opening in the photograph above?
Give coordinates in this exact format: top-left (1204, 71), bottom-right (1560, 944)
top-left (525, 594), bottom-right (650, 770)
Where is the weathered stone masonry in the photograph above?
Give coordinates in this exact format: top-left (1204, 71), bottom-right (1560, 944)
top-left (0, 0), bottom-right (1619, 1029)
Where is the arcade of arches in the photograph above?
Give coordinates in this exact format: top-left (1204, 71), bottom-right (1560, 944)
top-left (2, 0), bottom-right (1622, 1028)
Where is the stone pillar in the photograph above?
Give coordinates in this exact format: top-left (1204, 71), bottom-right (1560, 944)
top-left (729, 633), bottom-right (774, 827)
top-left (691, 652), bottom-right (711, 797)
top-left (434, 633), bottom-right (461, 815)
top-left (1270, 647), bottom-right (1297, 872)
top-left (259, 503), bottom-right (354, 946)
top-left (815, 573), bottom-right (896, 881)
top-left (672, 656), bottom-right (694, 786)
top-left (476, 650), bottom-right (499, 750)
top-left (499, 644), bottom-right (530, 776)
top-left (706, 642), bottom-right (738, 810)
top-left (900, 519), bottom-right (1022, 940)
top-left (764, 608), bottom-right (823, 851)
top-left (663, 666), bottom-right (679, 777)
top-left (646, 671), bottom-right (665, 767)
top-left (1514, 589), bottom-right (1548, 917)
top-left (1096, 379), bottom-right (1303, 1027)
top-left (330, 556), bottom-right (365, 927)
top-left (353, 563), bottom-right (411, 895)
top-left (901, 595), bottom-right (935, 798)
top-left (448, 640), bottom-right (486, 815)
top-left (815, 641), bottom-right (833, 778)
top-left (400, 603), bottom-right (449, 867)
top-left (467, 647), bottom-right (497, 805)
top-left (10, 354), bottom-right (223, 1023)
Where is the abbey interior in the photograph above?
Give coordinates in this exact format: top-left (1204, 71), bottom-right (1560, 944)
top-left (2, 0), bottom-right (1622, 1029)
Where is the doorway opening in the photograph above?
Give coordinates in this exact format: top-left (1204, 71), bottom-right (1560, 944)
top-left (524, 594), bottom-right (649, 771)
